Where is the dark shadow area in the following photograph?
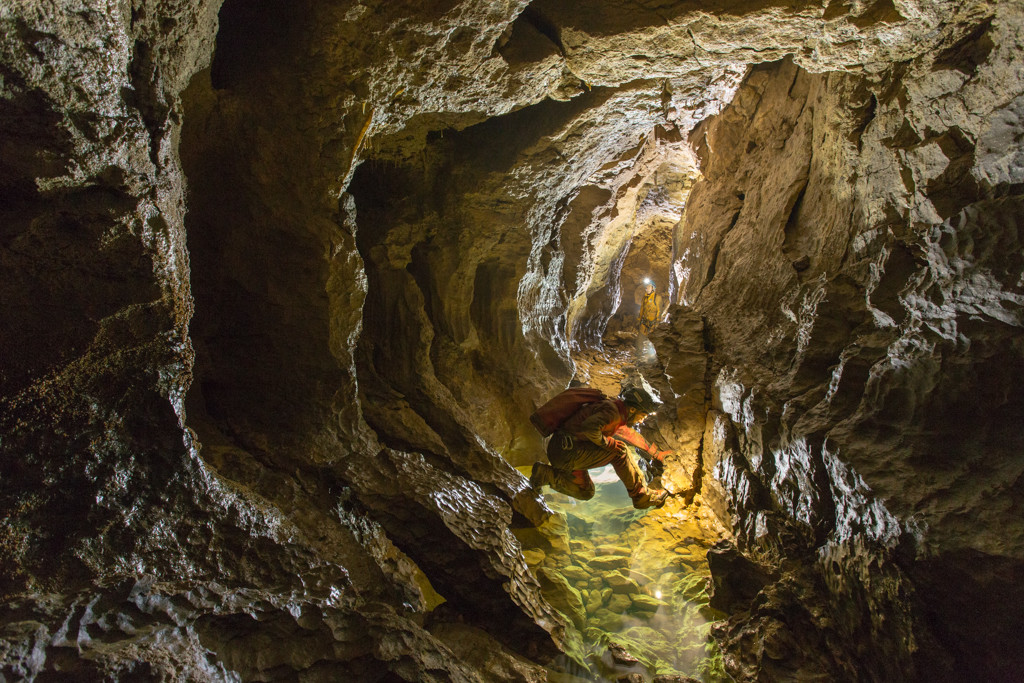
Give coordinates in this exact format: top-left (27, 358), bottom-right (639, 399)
top-left (911, 549), bottom-right (1024, 682)
top-left (181, 7), bottom-right (345, 454)
top-left (210, 0), bottom-right (304, 90)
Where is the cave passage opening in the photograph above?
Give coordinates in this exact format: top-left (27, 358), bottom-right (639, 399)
top-left (344, 102), bottom-right (736, 677)
top-left (7, 0), bottom-right (1024, 679)
top-left (537, 247), bottom-right (731, 681)
top-left (186, 0), bottom-right (738, 676)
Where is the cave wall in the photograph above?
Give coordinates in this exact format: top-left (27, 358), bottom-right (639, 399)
top-left (1, 0), bottom-right (562, 679)
top-left (3, 0), bottom-right (1023, 680)
top-left (670, 5), bottom-right (1024, 679)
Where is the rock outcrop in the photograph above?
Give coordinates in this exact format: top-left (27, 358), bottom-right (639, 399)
top-left (670, 8), bottom-right (1024, 680)
top-left (2, 0), bottom-right (1022, 680)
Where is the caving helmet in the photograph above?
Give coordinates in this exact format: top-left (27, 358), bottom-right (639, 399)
top-left (621, 386), bottom-right (658, 414)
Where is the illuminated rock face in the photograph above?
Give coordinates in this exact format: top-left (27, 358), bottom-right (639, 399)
top-left (669, 21), bottom-right (1024, 679)
top-left (1, 0), bottom-right (1022, 681)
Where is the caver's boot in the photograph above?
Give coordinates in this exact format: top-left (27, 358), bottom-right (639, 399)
top-left (529, 462), bottom-right (554, 490)
top-left (632, 487), bottom-right (669, 509)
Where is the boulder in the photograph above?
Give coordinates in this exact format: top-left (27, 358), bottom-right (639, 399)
top-left (630, 594), bottom-right (668, 613)
top-left (523, 549), bottom-right (546, 566)
top-left (535, 567), bottom-right (587, 629)
top-left (561, 565), bottom-right (591, 583)
top-left (607, 594), bottom-right (633, 613)
top-left (628, 569), bottom-right (655, 586)
top-left (605, 572), bottom-right (641, 595)
top-left (595, 544), bottom-right (633, 556)
top-left (591, 609), bottom-right (624, 633)
top-left (588, 555), bottom-right (632, 571)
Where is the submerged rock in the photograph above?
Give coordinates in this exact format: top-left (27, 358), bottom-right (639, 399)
top-left (595, 544), bottom-right (633, 556)
top-left (605, 573), bottom-right (642, 596)
top-left (523, 549), bottom-right (547, 566)
top-left (630, 594), bottom-right (668, 613)
top-left (607, 594), bottom-right (633, 614)
top-left (607, 642), bottom-right (640, 665)
top-left (536, 567), bottom-right (587, 630)
top-left (561, 565), bottom-right (592, 583)
top-left (588, 555), bottom-right (632, 571)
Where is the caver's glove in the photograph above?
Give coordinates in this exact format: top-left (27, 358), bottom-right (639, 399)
top-left (648, 457), bottom-right (665, 478)
top-left (648, 449), bottom-right (671, 478)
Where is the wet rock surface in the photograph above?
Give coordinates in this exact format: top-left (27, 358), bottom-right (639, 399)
top-left (516, 476), bottom-right (730, 682)
top-left (2, 0), bottom-right (1023, 680)
top-left (668, 6), bottom-right (1024, 680)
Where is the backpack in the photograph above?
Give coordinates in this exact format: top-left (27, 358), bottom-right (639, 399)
top-left (529, 387), bottom-right (606, 437)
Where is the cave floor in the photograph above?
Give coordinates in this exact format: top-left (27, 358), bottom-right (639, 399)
top-left (514, 335), bottom-right (731, 682)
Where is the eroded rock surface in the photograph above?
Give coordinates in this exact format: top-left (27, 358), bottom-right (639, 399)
top-left (669, 7), bottom-right (1024, 680)
top-left (2, 0), bottom-right (1023, 680)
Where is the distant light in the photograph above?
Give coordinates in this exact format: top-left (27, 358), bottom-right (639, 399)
top-left (644, 277), bottom-right (652, 285)
top-left (654, 590), bottom-right (662, 599)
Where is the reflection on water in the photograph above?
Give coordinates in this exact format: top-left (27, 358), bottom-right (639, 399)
top-left (516, 466), bottom-right (731, 682)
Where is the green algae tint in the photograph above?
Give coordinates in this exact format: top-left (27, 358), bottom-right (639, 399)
top-left (516, 465), bottom-right (732, 682)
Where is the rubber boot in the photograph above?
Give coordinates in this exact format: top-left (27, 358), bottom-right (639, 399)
top-left (529, 462), bottom-right (553, 489)
top-left (632, 487), bottom-right (669, 509)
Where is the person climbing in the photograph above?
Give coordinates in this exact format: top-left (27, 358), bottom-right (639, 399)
top-left (529, 386), bottom-right (670, 509)
top-left (612, 422), bottom-right (672, 480)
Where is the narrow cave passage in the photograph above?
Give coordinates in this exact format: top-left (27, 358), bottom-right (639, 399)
top-left (346, 91), bottom-right (734, 678)
top-left (514, 346), bottom-right (733, 681)
top-left (173, 3), bottom-right (1024, 678)
top-left (518, 223), bottom-right (734, 681)
top-left (4, 1), bottom-right (1024, 682)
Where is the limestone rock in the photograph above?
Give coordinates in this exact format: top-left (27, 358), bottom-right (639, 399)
top-left (585, 589), bottom-right (606, 616)
top-left (561, 565), bottom-right (591, 583)
top-left (588, 555), bottom-right (632, 572)
top-left (607, 594), bottom-right (633, 614)
top-left (523, 549), bottom-right (546, 566)
top-left (429, 621), bottom-right (548, 683)
top-left (2, 0), bottom-right (1023, 680)
top-left (569, 539), bottom-right (592, 553)
top-left (591, 608), bottom-right (624, 633)
top-left (628, 570), bottom-right (655, 587)
top-left (707, 541), bottom-right (775, 613)
top-left (607, 642), bottom-right (640, 665)
top-left (535, 567), bottom-right (587, 630)
top-left (605, 573), bottom-right (641, 595)
top-left (629, 594), bottom-right (668, 613)
top-left (595, 544), bottom-right (633, 556)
